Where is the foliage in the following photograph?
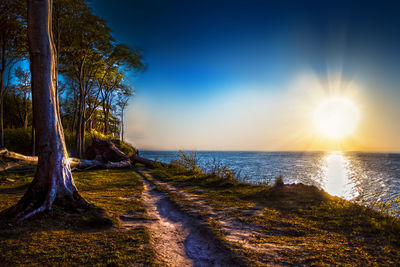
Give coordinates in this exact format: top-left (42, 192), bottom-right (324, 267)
top-left (172, 151), bottom-right (248, 181)
top-left (4, 127), bottom-right (32, 155)
top-left (205, 157), bottom-right (236, 180)
top-left (173, 150), bottom-right (202, 173)
top-left (119, 141), bottom-right (137, 157)
top-left (1, 0), bottom-right (144, 158)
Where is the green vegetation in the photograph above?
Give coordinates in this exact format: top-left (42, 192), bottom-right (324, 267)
top-left (5, 127), bottom-right (137, 157)
top-left (0, 169), bottom-right (154, 266)
top-left (148, 159), bottom-right (400, 266)
top-left (0, 0), bottom-right (143, 157)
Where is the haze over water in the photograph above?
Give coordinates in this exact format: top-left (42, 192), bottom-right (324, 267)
top-left (141, 150), bottom-right (400, 203)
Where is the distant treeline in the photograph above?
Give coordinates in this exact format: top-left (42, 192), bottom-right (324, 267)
top-left (0, 0), bottom-right (144, 157)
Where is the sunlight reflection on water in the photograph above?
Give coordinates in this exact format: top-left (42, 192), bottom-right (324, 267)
top-left (321, 151), bottom-right (358, 200)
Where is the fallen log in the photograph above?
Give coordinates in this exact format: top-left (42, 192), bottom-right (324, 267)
top-left (0, 148), bottom-right (158, 172)
top-left (130, 154), bottom-right (155, 167)
top-left (86, 138), bottom-right (129, 162)
top-left (0, 148), bottom-right (133, 172)
top-left (0, 161), bottom-right (28, 172)
top-left (0, 149), bottom-right (38, 163)
top-left (1, 166), bottom-right (36, 173)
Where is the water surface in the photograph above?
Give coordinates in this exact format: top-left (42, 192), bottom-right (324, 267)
top-left (140, 150), bottom-right (400, 203)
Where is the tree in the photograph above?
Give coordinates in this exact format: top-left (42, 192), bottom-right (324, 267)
top-left (0, 0), bottom-right (27, 147)
top-left (13, 67), bottom-right (31, 129)
top-left (116, 85), bottom-right (134, 142)
top-left (2, 0), bottom-right (89, 221)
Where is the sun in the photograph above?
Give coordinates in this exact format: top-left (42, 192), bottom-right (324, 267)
top-left (314, 96), bottom-right (360, 139)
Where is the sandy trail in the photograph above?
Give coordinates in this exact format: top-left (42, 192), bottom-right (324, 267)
top-left (120, 171), bottom-right (229, 267)
top-left (138, 171), bottom-right (289, 262)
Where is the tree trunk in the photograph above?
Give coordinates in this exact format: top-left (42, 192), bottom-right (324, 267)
top-left (121, 107), bottom-right (124, 142)
top-left (31, 121), bottom-right (35, 156)
top-left (23, 96), bottom-right (28, 129)
top-left (0, 40), bottom-right (5, 148)
top-left (102, 102), bottom-right (108, 135)
top-left (76, 59), bottom-right (86, 158)
top-left (0, 79), bottom-right (4, 148)
top-left (76, 89), bottom-right (85, 158)
top-left (1, 0), bottom-right (89, 222)
top-left (104, 110), bottom-right (109, 135)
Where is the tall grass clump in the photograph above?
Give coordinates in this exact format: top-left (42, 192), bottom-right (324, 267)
top-left (170, 150), bottom-right (202, 174)
top-left (206, 157), bottom-right (236, 180)
top-left (172, 151), bottom-right (254, 182)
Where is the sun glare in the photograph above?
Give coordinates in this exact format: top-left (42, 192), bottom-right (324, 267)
top-left (314, 97), bottom-right (360, 139)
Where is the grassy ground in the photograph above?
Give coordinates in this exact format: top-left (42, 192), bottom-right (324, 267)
top-left (1, 164), bottom-right (399, 266)
top-left (0, 169), bottom-right (155, 266)
top-left (149, 163), bottom-right (400, 266)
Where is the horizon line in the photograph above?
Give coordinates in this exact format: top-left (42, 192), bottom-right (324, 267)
top-left (136, 148), bottom-right (400, 154)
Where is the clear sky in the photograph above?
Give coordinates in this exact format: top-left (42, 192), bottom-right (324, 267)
top-left (91, 0), bottom-right (400, 151)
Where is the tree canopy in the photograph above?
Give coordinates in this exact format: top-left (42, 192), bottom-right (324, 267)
top-left (1, 0), bottom-right (144, 158)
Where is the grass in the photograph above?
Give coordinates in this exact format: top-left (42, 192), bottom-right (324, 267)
top-left (0, 169), bottom-right (155, 266)
top-left (149, 163), bottom-right (400, 266)
top-left (1, 163), bottom-right (399, 266)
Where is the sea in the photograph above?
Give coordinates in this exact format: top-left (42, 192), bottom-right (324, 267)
top-left (140, 150), bottom-right (400, 203)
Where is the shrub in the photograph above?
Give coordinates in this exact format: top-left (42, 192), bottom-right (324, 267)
top-left (64, 130), bottom-right (93, 157)
top-left (206, 157), bottom-right (236, 180)
top-left (119, 141), bottom-right (137, 157)
top-left (4, 127), bottom-right (32, 155)
top-left (173, 150), bottom-right (202, 173)
top-left (274, 175), bottom-right (284, 187)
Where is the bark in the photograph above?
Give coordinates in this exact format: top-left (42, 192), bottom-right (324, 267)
top-left (0, 148), bottom-right (37, 163)
top-left (31, 118), bottom-right (36, 156)
top-left (76, 61), bottom-right (86, 158)
top-left (0, 38), bottom-right (5, 148)
top-left (23, 96), bottom-right (28, 129)
top-left (1, 0), bottom-right (89, 222)
top-left (0, 79), bottom-right (3, 148)
top-left (102, 101), bottom-right (108, 135)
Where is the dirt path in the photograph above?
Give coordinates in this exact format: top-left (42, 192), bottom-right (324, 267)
top-left (138, 171), bottom-right (287, 262)
top-left (120, 170), bottom-right (230, 267)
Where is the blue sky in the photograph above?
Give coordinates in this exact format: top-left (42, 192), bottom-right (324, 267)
top-left (90, 0), bottom-right (400, 151)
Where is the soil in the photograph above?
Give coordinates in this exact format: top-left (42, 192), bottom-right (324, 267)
top-left (120, 171), bottom-right (231, 267)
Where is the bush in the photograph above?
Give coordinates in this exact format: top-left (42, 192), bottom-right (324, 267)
top-left (172, 150), bottom-right (202, 173)
top-left (64, 130), bottom-right (93, 157)
top-left (4, 127), bottom-right (32, 155)
top-left (119, 141), bottom-right (137, 157)
top-left (206, 157), bottom-right (236, 180)
top-left (274, 175), bottom-right (284, 187)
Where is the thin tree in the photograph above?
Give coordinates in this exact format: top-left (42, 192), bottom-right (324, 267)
top-left (13, 67), bottom-right (31, 129)
top-left (1, 0), bottom-right (89, 221)
top-left (116, 85), bottom-right (133, 142)
top-left (0, 0), bottom-right (27, 147)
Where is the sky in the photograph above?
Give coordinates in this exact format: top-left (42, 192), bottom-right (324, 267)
top-left (90, 0), bottom-right (400, 151)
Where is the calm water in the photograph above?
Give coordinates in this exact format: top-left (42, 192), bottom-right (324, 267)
top-left (140, 150), bottom-right (400, 203)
